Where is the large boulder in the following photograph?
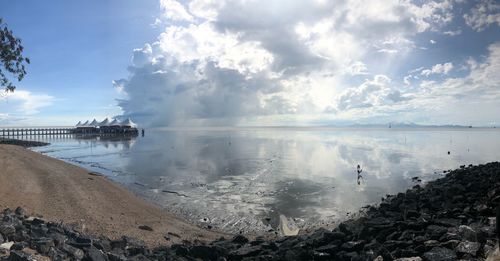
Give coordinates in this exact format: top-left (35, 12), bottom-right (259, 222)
top-left (422, 247), bottom-right (457, 261)
top-left (455, 241), bottom-right (480, 256)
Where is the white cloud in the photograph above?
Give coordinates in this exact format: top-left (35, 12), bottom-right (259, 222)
top-left (2, 90), bottom-right (55, 115)
top-left (160, 0), bottom-right (194, 22)
top-left (345, 61), bottom-right (368, 76)
top-left (391, 43), bottom-right (500, 124)
top-left (376, 36), bottom-right (416, 54)
top-left (157, 23), bottom-right (274, 74)
top-left (403, 75), bottom-right (412, 85)
top-left (112, 79), bottom-right (127, 95)
top-left (151, 18), bottom-right (162, 28)
top-left (443, 29), bottom-right (462, 36)
top-left (403, 0), bottom-right (455, 32)
top-left (188, 0), bottom-right (224, 21)
top-left (336, 75), bottom-right (411, 111)
top-left (117, 0), bottom-right (498, 126)
top-left (421, 62), bottom-right (454, 76)
top-left (331, 42), bottom-right (500, 124)
top-left (464, 0), bottom-right (500, 31)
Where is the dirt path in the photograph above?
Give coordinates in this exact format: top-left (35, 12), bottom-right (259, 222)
top-left (0, 144), bottom-right (228, 246)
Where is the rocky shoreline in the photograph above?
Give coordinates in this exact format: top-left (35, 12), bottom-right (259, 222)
top-left (1, 162), bottom-right (500, 260)
top-left (0, 139), bottom-right (49, 148)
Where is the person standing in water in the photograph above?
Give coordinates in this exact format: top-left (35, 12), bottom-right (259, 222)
top-left (141, 129), bottom-right (145, 137)
top-left (357, 164), bottom-right (363, 185)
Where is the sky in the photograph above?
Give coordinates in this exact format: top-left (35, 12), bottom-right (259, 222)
top-left (0, 0), bottom-right (499, 127)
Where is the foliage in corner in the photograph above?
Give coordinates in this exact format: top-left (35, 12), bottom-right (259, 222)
top-left (0, 18), bottom-right (29, 93)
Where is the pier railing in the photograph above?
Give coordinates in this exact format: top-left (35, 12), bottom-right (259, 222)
top-left (0, 127), bottom-right (139, 138)
top-left (0, 128), bottom-right (74, 137)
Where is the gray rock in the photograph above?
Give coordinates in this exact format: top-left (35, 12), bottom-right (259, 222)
top-left (414, 236), bottom-right (427, 243)
top-left (171, 244), bottom-right (188, 256)
top-left (341, 240), bottom-right (364, 251)
top-left (343, 251), bottom-right (360, 261)
top-left (127, 245), bottom-right (148, 256)
top-left (49, 232), bottom-right (67, 247)
top-left (433, 218), bottom-right (461, 227)
top-left (62, 244), bottom-right (85, 260)
top-left (422, 247), bottom-right (457, 261)
top-left (138, 225), bottom-right (153, 231)
top-left (366, 217), bottom-right (392, 226)
top-left (315, 244), bottom-right (339, 254)
top-left (127, 254), bottom-right (151, 261)
top-left (190, 245), bottom-right (226, 260)
top-left (329, 231), bottom-right (346, 240)
top-left (394, 257), bottom-right (423, 261)
top-left (458, 225), bottom-right (477, 242)
top-left (29, 226), bottom-right (48, 239)
top-left (283, 249), bottom-right (308, 261)
top-left (29, 218), bottom-right (45, 226)
top-left (439, 232), bottom-right (460, 242)
top-left (7, 250), bottom-right (35, 261)
top-left (426, 225), bottom-right (448, 239)
top-left (423, 240), bottom-right (440, 248)
top-left (71, 235), bottom-right (92, 248)
top-left (86, 246), bottom-right (108, 261)
top-left (384, 240), bottom-right (411, 251)
top-left (231, 234), bottom-right (249, 244)
top-left (10, 242), bottom-right (25, 251)
top-left (32, 237), bottom-right (54, 254)
top-left (0, 225), bottom-right (15, 237)
top-left (455, 241), bottom-right (480, 256)
top-left (107, 252), bottom-right (127, 261)
top-left (229, 245), bottom-right (262, 258)
top-left (440, 240), bottom-right (460, 249)
top-left (14, 208), bottom-right (26, 217)
top-left (312, 250), bottom-right (332, 261)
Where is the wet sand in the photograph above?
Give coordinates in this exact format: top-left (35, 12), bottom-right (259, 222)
top-left (0, 144), bottom-right (228, 246)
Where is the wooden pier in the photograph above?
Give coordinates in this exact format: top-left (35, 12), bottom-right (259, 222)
top-left (0, 128), bottom-right (74, 138)
top-left (0, 127), bottom-right (139, 139)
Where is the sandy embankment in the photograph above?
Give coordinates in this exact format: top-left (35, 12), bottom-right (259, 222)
top-left (0, 144), bottom-right (227, 246)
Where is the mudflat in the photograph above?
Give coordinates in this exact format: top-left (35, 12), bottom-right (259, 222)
top-left (0, 144), bottom-right (227, 246)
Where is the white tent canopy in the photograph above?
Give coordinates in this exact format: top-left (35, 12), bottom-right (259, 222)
top-left (99, 118), bottom-right (110, 127)
top-left (121, 118), bottom-right (137, 128)
top-left (80, 120), bottom-right (90, 127)
top-left (109, 119), bottom-right (121, 126)
top-left (89, 119), bottom-right (99, 127)
top-left (75, 118), bottom-right (138, 128)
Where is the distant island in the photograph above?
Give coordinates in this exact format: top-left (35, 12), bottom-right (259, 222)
top-left (348, 122), bottom-right (477, 129)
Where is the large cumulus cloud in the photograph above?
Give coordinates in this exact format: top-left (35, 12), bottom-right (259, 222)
top-left (115, 0), bottom-right (497, 127)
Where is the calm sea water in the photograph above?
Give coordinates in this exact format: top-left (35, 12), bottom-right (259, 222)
top-left (29, 127), bottom-right (500, 234)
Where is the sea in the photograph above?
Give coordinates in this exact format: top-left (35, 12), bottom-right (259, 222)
top-left (25, 127), bottom-right (500, 234)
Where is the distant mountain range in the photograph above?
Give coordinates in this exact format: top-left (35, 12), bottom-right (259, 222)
top-left (346, 121), bottom-right (480, 128)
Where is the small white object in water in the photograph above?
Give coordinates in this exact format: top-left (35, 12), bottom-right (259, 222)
top-left (279, 214), bottom-right (299, 236)
top-left (0, 242), bottom-right (14, 250)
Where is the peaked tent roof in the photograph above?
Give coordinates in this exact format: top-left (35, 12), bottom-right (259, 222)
top-left (89, 119), bottom-right (99, 126)
top-left (80, 120), bottom-right (90, 127)
top-left (121, 118), bottom-right (137, 127)
top-left (99, 118), bottom-right (110, 126)
top-left (109, 119), bottom-right (121, 126)
top-left (75, 121), bottom-right (82, 127)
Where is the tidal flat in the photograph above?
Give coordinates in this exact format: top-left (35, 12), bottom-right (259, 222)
top-left (29, 127), bottom-right (500, 235)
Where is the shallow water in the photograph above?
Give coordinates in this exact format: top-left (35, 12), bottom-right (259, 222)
top-left (29, 127), bottom-right (500, 234)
